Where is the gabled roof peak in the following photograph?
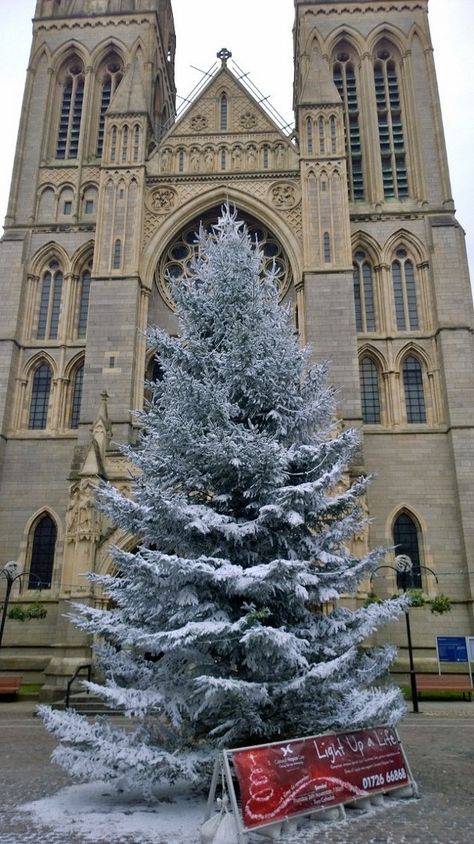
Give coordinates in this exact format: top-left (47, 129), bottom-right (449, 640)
top-left (169, 54), bottom-right (294, 138)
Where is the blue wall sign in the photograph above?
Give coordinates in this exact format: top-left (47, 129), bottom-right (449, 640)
top-left (436, 636), bottom-right (468, 663)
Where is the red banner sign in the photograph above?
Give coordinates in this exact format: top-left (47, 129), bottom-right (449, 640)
top-left (229, 726), bottom-right (409, 830)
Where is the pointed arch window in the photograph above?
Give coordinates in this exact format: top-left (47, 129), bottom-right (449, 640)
top-left (96, 58), bottom-right (123, 157)
top-left (56, 62), bottom-right (85, 159)
top-left (220, 93), bottom-right (228, 130)
top-left (323, 232), bottom-right (331, 263)
top-left (353, 251), bottom-right (376, 332)
top-left (393, 512), bottom-right (422, 588)
top-left (359, 356), bottom-right (381, 424)
top-left (70, 362), bottom-right (84, 429)
top-left (392, 249), bottom-right (419, 330)
top-left (333, 49), bottom-right (364, 200)
top-left (112, 239), bottom-right (122, 270)
top-left (28, 514), bottom-right (56, 589)
top-left (37, 260), bottom-right (63, 340)
top-left (77, 268), bottom-right (91, 338)
top-left (330, 116), bottom-right (337, 153)
top-left (110, 126), bottom-right (117, 162)
top-left (318, 117), bottom-right (325, 154)
top-left (374, 45), bottom-right (408, 198)
top-left (133, 125), bottom-right (140, 162)
top-left (121, 125), bottom-right (129, 162)
top-left (403, 355), bottom-right (426, 423)
top-left (28, 363), bottom-right (52, 430)
top-left (306, 117), bottom-right (313, 155)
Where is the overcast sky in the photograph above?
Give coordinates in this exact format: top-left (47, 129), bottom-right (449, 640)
top-left (0, 0), bottom-right (472, 282)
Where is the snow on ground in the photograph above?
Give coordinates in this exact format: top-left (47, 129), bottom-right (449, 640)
top-left (20, 781), bottom-right (206, 844)
top-left (16, 779), bottom-right (400, 844)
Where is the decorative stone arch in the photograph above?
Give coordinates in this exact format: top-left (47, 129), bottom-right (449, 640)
top-left (382, 229), bottom-right (427, 266)
top-left (71, 240), bottom-right (95, 275)
top-left (152, 202), bottom-right (297, 314)
top-left (89, 37), bottom-right (127, 73)
top-left (57, 182), bottom-right (76, 218)
top-left (301, 31), bottom-right (325, 61)
top-left (129, 38), bottom-right (146, 69)
top-left (18, 507), bottom-right (63, 593)
top-left (367, 25), bottom-right (408, 59)
top-left (351, 231), bottom-right (382, 266)
top-left (64, 350), bottom-right (85, 381)
top-left (29, 43), bottom-right (52, 74)
top-left (358, 343), bottom-right (387, 372)
top-left (36, 184), bottom-right (57, 222)
top-left (140, 186), bottom-right (303, 296)
top-left (386, 503), bottom-right (429, 543)
top-left (406, 22), bottom-right (431, 54)
top-left (80, 182), bottom-right (99, 219)
top-left (326, 26), bottom-right (365, 60)
top-left (29, 241), bottom-right (70, 277)
top-left (51, 41), bottom-right (89, 74)
top-left (95, 531), bottom-right (138, 578)
top-left (24, 350), bottom-right (58, 379)
top-left (395, 341), bottom-right (431, 373)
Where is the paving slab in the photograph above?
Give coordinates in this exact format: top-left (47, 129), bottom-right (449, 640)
top-left (0, 700), bottom-right (473, 843)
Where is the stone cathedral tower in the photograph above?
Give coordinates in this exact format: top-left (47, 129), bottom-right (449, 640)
top-left (1, 0), bottom-right (473, 696)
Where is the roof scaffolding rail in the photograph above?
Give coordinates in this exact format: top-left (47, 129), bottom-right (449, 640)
top-left (160, 56), bottom-right (294, 139)
top-left (229, 58), bottom-right (294, 135)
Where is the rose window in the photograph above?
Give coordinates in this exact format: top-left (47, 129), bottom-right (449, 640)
top-left (157, 208), bottom-right (292, 309)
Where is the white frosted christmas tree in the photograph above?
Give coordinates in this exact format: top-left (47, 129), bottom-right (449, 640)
top-left (40, 207), bottom-right (407, 792)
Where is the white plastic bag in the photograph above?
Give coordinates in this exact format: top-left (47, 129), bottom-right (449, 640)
top-left (200, 812), bottom-right (224, 844)
top-left (212, 810), bottom-right (239, 844)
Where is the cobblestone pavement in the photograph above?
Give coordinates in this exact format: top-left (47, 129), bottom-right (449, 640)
top-left (0, 701), bottom-right (473, 843)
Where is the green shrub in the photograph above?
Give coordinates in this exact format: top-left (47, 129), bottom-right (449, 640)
top-left (7, 602), bottom-right (47, 622)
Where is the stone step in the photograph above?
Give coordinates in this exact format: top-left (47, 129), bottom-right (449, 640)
top-left (51, 693), bottom-right (123, 716)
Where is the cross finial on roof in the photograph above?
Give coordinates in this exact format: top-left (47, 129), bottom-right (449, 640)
top-left (217, 47), bottom-right (232, 67)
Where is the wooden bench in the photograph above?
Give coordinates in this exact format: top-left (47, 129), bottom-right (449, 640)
top-left (0, 676), bottom-right (23, 696)
top-left (415, 674), bottom-right (472, 700)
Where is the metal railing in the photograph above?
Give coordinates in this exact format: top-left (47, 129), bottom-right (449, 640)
top-left (65, 663), bottom-right (92, 709)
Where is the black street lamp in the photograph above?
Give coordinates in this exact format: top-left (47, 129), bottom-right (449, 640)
top-left (370, 557), bottom-right (439, 714)
top-left (0, 563), bottom-right (42, 650)
top-left (0, 562), bottom-right (22, 650)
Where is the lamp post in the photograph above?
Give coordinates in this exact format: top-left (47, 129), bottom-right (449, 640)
top-left (0, 563), bottom-right (43, 650)
top-left (0, 562), bottom-right (24, 650)
top-left (370, 557), bottom-right (439, 714)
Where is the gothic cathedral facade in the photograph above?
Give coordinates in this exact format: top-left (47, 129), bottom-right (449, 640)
top-left (1, 0), bottom-right (473, 695)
